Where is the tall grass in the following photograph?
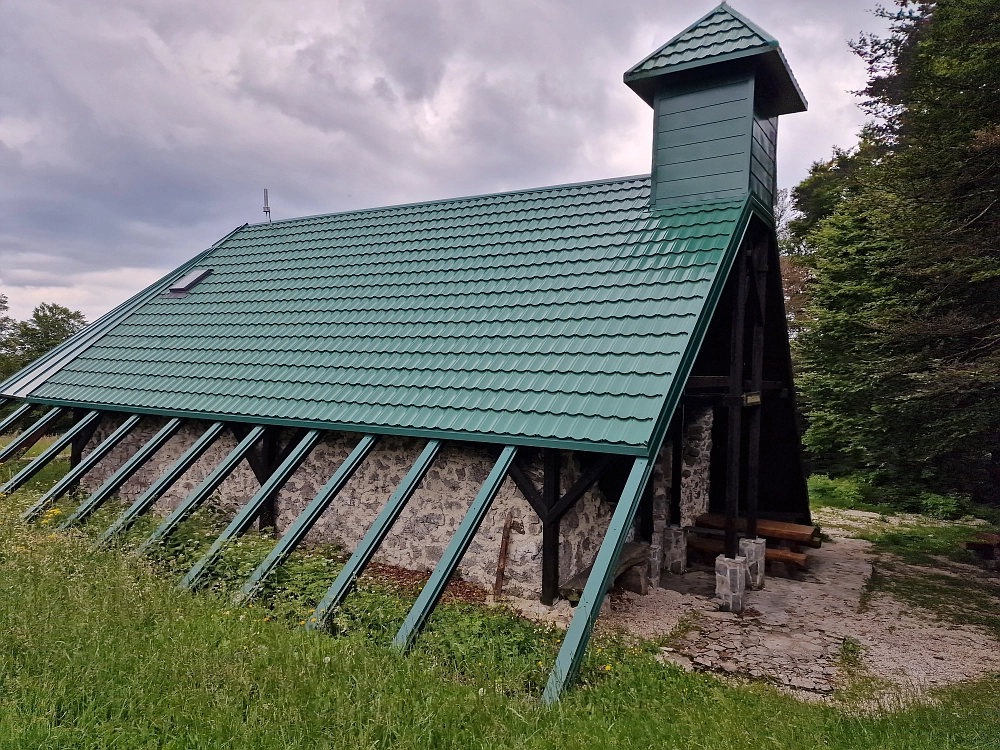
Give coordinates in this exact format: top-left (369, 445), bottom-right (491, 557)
top-left (0, 471), bottom-right (998, 747)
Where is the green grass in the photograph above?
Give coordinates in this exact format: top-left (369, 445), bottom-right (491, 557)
top-left (0, 475), bottom-right (999, 746)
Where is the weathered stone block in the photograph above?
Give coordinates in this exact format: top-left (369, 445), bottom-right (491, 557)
top-left (739, 537), bottom-right (766, 590)
top-left (661, 525), bottom-right (687, 575)
top-left (715, 554), bottom-right (747, 613)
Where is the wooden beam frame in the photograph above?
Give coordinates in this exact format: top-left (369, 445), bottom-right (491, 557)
top-left (178, 429), bottom-right (322, 590)
top-left (541, 448), bottom-right (560, 605)
top-left (0, 406), bottom-right (65, 464)
top-left (725, 244), bottom-right (750, 559)
top-left (308, 439), bottom-right (442, 631)
top-left (96, 421), bottom-right (226, 546)
top-left (58, 418), bottom-right (184, 529)
top-left (134, 424), bottom-right (267, 555)
top-left (238, 434), bottom-right (379, 602)
top-left (542, 454), bottom-right (655, 703)
top-left (745, 233), bottom-right (769, 539)
top-left (391, 445), bottom-right (518, 652)
top-left (22, 414), bottom-right (143, 521)
top-left (0, 411), bottom-right (101, 496)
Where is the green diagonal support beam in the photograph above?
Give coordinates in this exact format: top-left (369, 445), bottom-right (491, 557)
top-left (96, 422), bottom-right (226, 547)
top-left (178, 429), bottom-right (322, 591)
top-left (1, 411), bottom-right (101, 496)
top-left (22, 414), bottom-right (143, 521)
top-left (135, 424), bottom-right (266, 555)
top-left (541, 455), bottom-right (655, 704)
top-left (308, 439), bottom-right (441, 632)
top-left (240, 434), bottom-right (379, 602)
top-left (392, 445), bottom-right (517, 652)
top-left (58, 418), bottom-right (184, 529)
top-left (0, 402), bottom-right (33, 437)
top-left (0, 406), bottom-right (65, 463)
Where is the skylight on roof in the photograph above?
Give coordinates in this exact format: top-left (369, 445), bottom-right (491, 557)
top-left (168, 268), bottom-right (212, 295)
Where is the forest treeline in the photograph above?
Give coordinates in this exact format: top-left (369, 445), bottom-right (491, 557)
top-left (0, 294), bottom-right (86, 382)
top-left (788, 0), bottom-right (1000, 505)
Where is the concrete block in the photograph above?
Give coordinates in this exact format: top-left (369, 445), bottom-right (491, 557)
top-left (715, 554), bottom-right (747, 613)
top-left (619, 563), bottom-right (650, 596)
top-left (739, 537), bottom-right (766, 590)
top-left (661, 525), bottom-right (687, 575)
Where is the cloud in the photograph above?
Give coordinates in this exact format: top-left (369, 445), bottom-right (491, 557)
top-left (0, 0), bottom-right (889, 320)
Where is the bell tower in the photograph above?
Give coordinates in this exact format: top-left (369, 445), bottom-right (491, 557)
top-left (624, 4), bottom-right (807, 212)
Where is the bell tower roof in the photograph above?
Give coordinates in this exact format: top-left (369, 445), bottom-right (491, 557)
top-left (624, 3), bottom-right (807, 117)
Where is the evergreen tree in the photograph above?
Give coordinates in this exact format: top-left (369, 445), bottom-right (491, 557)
top-left (796, 0), bottom-right (1000, 503)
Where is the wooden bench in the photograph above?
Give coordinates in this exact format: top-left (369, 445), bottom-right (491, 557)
top-left (686, 534), bottom-right (809, 569)
top-left (694, 513), bottom-right (822, 549)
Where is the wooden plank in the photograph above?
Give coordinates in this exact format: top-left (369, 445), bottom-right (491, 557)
top-left (547, 455), bottom-right (611, 523)
top-left (507, 459), bottom-right (546, 520)
top-left (58, 418), bottom-right (184, 529)
top-left (0, 406), bottom-right (65, 463)
top-left (134, 424), bottom-right (267, 555)
top-left (178, 429), bottom-right (322, 591)
top-left (685, 376), bottom-right (785, 390)
top-left (541, 448), bottom-right (560, 606)
top-left (307, 439), bottom-right (441, 631)
top-left (238, 434), bottom-right (378, 602)
top-left (542, 455), bottom-right (655, 704)
top-left (493, 510), bottom-right (515, 598)
top-left (21, 414), bottom-right (143, 521)
top-left (0, 411), bottom-right (101, 496)
top-left (392, 445), bottom-right (518, 652)
top-left (95, 421), bottom-right (226, 547)
top-left (687, 535), bottom-right (808, 568)
top-left (558, 541), bottom-right (650, 603)
top-left (694, 513), bottom-right (821, 547)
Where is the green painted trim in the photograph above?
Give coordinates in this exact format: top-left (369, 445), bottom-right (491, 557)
top-left (96, 421), bottom-right (227, 547)
top-left (178, 429), bottom-right (323, 591)
top-left (0, 402), bottom-right (32, 435)
top-left (0, 410), bottom-right (101, 496)
top-left (307, 439), bottom-right (442, 632)
top-left (0, 406), bottom-right (64, 463)
top-left (134, 424), bottom-right (267, 555)
top-left (0, 225), bottom-right (247, 399)
top-left (541, 454), bottom-right (656, 703)
top-left (10, 399), bottom-right (648, 456)
top-left (21, 414), bottom-right (143, 521)
top-left (391, 445), bottom-right (518, 652)
top-left (239, 434), bottom-right (380, 603)
top-left (58, 418), bottom-right (184, 529)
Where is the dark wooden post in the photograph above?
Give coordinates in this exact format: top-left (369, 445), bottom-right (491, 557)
top-left (541, 448), bottom-right (561, 606)
top-left (725, 245), bottom-right (749, 558)
top-left (257, 428), bottom-right (280, 530)
top-left (70, 408), bottom-right (102, 471)
top-left (745, 235), bottom-right (769, 540)
top-left (669, 406), bottom-right (684, 526)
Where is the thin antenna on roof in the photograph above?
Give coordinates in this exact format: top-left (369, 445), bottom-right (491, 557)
top-left (263, 189), bottom-right (271, 222)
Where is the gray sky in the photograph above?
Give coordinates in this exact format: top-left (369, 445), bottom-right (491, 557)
top-left (0, 0), bottom-right (888, 321)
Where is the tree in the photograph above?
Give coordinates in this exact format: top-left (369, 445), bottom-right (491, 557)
top-left (795, 0), bottom-right (1000, 503)
top-left (0, 301), bottom-right (87, 381)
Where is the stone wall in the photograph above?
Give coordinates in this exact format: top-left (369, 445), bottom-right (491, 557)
top-left (679, 406), bottom-right (713, 527)
top-left (78, 406), bottom-right (713, 598)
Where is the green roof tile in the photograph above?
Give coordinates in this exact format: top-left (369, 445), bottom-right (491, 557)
top-left (624, 4), bottom-right (776, 82)
top-left (2, 176), bottom-right (752, 455)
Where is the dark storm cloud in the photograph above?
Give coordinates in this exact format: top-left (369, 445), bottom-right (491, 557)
top-left (0, 0), bottom-right (888, 319)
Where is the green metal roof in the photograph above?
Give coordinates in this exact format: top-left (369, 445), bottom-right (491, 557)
top-left (625, 4), bottom-right (775, 82)
top-left (623, 4), bottom-right (806, 117)
top-left (1, 177), bottom-right (753, 455)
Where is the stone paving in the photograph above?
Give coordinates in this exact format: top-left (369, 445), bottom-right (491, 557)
top-left (512, 518), bottom-right (1000, 698)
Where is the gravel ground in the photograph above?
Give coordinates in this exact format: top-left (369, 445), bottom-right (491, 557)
top-left (509, 508), bottom-right (1000, 700)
